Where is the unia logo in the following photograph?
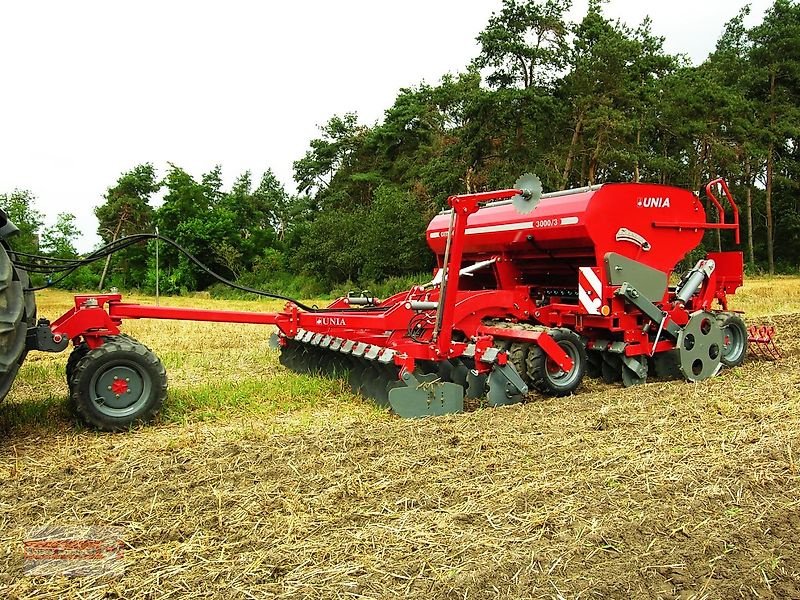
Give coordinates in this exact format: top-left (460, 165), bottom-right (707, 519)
top-left (316, 316), bottom-right (346, 326)
top-left (637, 196), bottom-right (671, 208)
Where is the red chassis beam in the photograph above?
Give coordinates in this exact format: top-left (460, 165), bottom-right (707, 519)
top-left (45, 187), bottom-right (574, 370)
top-left (49, 287), bottom-right (571, 373)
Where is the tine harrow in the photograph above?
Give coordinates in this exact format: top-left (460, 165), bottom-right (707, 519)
top-left (747, 325), bottom-right (780, 360)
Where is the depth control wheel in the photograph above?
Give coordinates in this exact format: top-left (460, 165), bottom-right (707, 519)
top-left (69, 337), bottom-right (167, 431)
top-left (526, 328), bottom-right (587, 396)
top-left (66, 335), bottom-right (142, 392)
top-left (676, 310), bottom-right (724, 382)
top-left (717, 313), bottom-right (748, 368)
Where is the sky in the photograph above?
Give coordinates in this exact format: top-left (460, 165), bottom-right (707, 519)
top-left (1, 0), bottom-right (773, 252)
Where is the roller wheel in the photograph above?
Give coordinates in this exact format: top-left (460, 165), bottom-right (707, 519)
top-left (526, 328), bottom-right (586, 396)
top-left (717, 313), bottom-right (747, 368)
top-left (0, 243), bottom-right (31, 402)
top-left (508, 342), bottom-right (531, 385)
top-left (69, 337), bottom-right (167, 431)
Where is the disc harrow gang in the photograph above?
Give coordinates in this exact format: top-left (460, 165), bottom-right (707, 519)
top-left (275, 318), bottom-right (594, 417)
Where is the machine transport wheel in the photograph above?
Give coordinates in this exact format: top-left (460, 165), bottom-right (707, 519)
top-left (526, 328), bottom-right (587, 396)
top-left (717, 313), bottom-right (748, 368)
top-left (66, 343), bottom-right (89, 388)
top-left (66, 335), bottom-right (144, 390)
top-left (69, 337), bottom-right (167, 432)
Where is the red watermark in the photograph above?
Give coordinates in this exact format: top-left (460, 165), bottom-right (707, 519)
top-left (23, 526), bottom-right (125, 577)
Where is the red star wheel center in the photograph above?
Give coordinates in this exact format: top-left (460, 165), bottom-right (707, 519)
top-left (111, 378), bottom-right (129, 395)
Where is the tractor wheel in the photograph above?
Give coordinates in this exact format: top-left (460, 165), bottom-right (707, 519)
top-left (0, 244), bottom-right (32, 402)
top-left (717, 313), bottom-right (748, 368)
top-left (69, 337), bottom-right (167, 432)
top-left (526, 328), bottom-right (587, 396)
top-left (15, 265), bottom-right (37, 327)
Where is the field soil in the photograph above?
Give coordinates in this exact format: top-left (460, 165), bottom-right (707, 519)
top-left (1, 283), bottom-right (799, 599)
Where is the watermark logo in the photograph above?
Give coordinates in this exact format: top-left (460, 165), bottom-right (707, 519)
top-left (24, 525), bottom-right (125, 577)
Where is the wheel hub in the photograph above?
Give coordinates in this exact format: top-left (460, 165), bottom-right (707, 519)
top-left (93, 364), bottom-right (145, 411)
top-left (111, 377), bottom-right (129, 395)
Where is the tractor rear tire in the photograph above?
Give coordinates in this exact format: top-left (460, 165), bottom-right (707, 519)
top-left (70, 337), bottom-right (167, 432)
top-left (717, 313), bottom-right (748, 368)
top-left (526, 328), bottom-right (587, 396)
top-left (0, 244), bottom-right (33, 402)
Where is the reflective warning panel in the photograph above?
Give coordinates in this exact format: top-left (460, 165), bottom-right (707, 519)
top-left (578, 267), bottom-right (603, 315)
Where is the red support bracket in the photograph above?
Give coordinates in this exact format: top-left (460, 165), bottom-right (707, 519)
top-left (477, 325), bottom-right (574, 372)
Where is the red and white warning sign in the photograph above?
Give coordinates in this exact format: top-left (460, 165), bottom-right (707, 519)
top-left (578, 267), bottom-right (603, 315)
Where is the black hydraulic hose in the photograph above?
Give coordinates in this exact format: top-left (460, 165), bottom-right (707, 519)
top-left (14, 233), bottom-right (322, 312)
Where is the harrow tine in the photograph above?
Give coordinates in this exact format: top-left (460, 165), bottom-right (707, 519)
top-left (747, 325), bottom-right (781, 360)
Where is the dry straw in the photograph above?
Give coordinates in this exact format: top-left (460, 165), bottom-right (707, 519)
top-left (0, 294), bottom-right (798, 599)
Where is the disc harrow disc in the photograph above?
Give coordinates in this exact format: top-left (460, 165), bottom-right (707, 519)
top-left (621, 356), bottom-right (648, 387)
top-left (450, 361), bottom-right (469, 388)
top-left (586, 350), bottom-right (603, 379)
top-left (652, 350), bottom-right (682, 379)
top-left (347, 362), bottom-right (367, 395)
top-left (601, 353), bottom-right (622, 383)
top-left (465, 370), bottom-right (487, 399)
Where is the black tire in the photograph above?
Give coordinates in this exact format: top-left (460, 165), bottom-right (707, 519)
top-left (0, 244), bottom-right (30, 401)
top-left (69, 338), bottom-right (167, 432)
top-left (508, 342), bottom-right (531, 385)
top-left (717, 313), bottom-right (748, 368)
top-left (66, 335), bottom-right (143, 389)
top-left (526, 328), bottom-right (587, 396)
top-left (14, 265), bottom-right (37, 327)
top-left (66, 343), bottom-right (90, 387)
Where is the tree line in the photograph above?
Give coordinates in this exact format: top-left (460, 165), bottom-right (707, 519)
top-left (3, 0), bottom-right (799, 296)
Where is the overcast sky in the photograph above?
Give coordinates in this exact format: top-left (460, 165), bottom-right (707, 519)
top-left (1, 0), bottom-right (772, 252)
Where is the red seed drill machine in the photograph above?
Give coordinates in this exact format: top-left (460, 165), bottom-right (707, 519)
top-left (0, 175), bottom-right (778, 429)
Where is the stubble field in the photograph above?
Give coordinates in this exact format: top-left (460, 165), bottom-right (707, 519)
top-left (1, 279), bottom-right (799, 599)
